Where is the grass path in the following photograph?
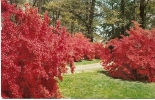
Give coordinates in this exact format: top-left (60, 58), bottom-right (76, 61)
top-left (74, 59), bottom-right (101, 66)
top-left (67, 62), bottom-right (102, 74)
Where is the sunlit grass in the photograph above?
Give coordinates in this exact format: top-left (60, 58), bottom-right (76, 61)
top-left (59, 70), bottom-right (155, 99)
top-left (74, 59), bottom-right (101, 66)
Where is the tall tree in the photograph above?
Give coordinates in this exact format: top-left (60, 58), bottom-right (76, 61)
top-left (120, 0), bottom-right (125, 35)
top-left (139, 0), bottom-right (147, 28)
top-left (86, 0), bottom-right (96, 41)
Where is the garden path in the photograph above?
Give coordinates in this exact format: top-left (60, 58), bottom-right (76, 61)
top-left (67, 63), bottom-right (103, 74)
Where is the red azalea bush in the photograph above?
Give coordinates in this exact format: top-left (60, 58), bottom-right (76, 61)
top-left (101, 21), bottom-right (155, 82)
top-left (70, 33), bottom-right (95, 61)
top-left (1, 0), bottom-right (75, 98)
top-left (93, 42), bottom-right (104, 59)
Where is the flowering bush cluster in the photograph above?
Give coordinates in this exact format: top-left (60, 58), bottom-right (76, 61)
top-left (1, 0), bottom-right (75, 98)
top-left (70, 33), bottom-right (95, 61)
top-left (68, 33), bottom-right (105, 62)
top-left (1, 0), bottom-right (105, 98)
top-left (101, 21), bottom-right (155, 82)
top-left (93, 42), bottom-right (104, 59)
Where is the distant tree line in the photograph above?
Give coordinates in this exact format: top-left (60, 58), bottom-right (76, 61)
top-left (8, 0), bottom-right (155, 41)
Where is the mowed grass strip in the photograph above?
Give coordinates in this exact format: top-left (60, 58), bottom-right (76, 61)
top-left (74, 59), bottom-right (101, 66)
top-left (59, 70), bottom-right (155, 99)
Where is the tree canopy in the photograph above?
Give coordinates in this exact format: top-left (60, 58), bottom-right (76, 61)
top-left (6, 0), bottom-right (155, 41)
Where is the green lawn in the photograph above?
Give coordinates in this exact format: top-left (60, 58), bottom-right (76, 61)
top-left (74, 59), bottom-right (101, 66)
top-left (59, 70), bottom-right (155, 99)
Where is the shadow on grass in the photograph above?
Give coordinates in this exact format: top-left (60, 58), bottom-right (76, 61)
top-left (97, 70), bottom-right (110, 77)
top-left (97, 70), bottom-right (149, 83)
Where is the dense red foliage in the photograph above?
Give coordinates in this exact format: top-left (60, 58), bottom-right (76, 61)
top-left (101, 21), bottom-right (155, 82)
top-left (70, 33), bottom-right (95, 61)
top-left (93, 42), bottom-right (104, 59)
top-left (1, 0), bottom-right (75, 98)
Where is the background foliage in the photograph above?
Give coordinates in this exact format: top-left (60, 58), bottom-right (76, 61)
top-left (7, 0), bottom-right (155, 41)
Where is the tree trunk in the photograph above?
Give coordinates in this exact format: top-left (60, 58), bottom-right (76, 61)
top-left (52, 11), bottom-right (55, 26)
top-left (38, 0), bottom-right (42, 13)
top-left (121, 0), bottom-right (125, 35)
top-left (134, 0), bottom-right (137, 21)
top-left (70, 22), bottom-right (74, 34)
top-left (32, 0), bottom-right (37, 7)
top-left (87, 0), bottom-right (96, 42)
top-left (139, 0), bottom-right (146, 28)
top-left (111, 2), bottom-right (115, 36)
top-left (87, 25), bottom-right (93, 42)
top-left (86, 0), bottom-right (89, 21)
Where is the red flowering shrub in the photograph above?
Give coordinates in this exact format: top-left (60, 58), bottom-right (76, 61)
top-left (101, 21), bottom-right (155, 82)
top-left (1, 0), bottom-right (75, 98)
top-left (93, 42), bottom-right (104, 59)
top-left (70, 33), bottom-right (95, 61)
